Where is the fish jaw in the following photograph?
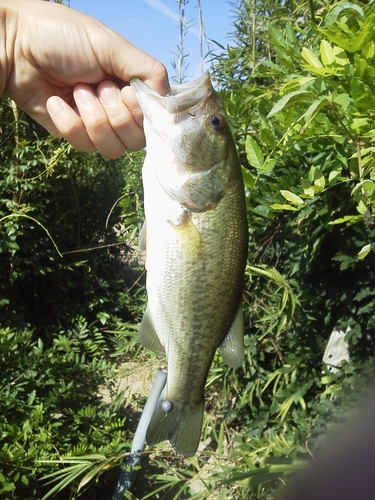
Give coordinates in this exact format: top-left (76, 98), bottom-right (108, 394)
top-left (130, 73), bottom-right (212, 149)
top-left (131, 72), bottom-right (230, 176)
top-left (130, 72), bottom-right (212, 118)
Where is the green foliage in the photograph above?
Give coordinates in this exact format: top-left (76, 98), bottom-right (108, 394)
top-left (0, 322), bottom-right (130, 499)
top-left (0, 96), bottom-right (145, 497)
top-left (0, 100), bottom-right (143, 335)
top-left (200, 0), bottom-right (375, 497)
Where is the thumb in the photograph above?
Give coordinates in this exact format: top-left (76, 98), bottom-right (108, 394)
top-left (103, 33), bottom-right (170, 96)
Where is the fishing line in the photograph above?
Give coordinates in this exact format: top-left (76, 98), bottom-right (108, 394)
top-left (196, 1), bottom-right (219, 86)
top-left (197, 0), bottom-right (204, 76)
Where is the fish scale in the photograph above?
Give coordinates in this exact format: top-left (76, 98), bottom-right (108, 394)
top-left (130, 72), bottom-right (248, 456)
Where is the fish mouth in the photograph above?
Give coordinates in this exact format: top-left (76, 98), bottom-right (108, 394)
top-left (130, 72), bottom-right (213, 117)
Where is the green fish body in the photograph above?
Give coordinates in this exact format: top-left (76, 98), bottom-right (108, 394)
top-left (130, 72), bottom-right (248, 457)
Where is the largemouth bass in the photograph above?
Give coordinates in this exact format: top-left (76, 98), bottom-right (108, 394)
top-left (130, 72), bottom-right (248, 457)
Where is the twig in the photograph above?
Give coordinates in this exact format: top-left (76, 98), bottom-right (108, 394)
top-left (61, 241), bottom-right (130, 255)
top-left (106, 195), bottom-right (126, 229)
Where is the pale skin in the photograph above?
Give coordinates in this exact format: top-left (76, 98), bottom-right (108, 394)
top-left (0, 0), bottom-right (170, 158)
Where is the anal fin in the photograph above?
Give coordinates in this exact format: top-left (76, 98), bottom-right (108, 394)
top-left (217, 306), bottom-right (244, 368)
top-left (139, 221), bottom-right (147, 252)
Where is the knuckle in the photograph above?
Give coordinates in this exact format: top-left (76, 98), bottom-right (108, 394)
top-left (85, 112), bottom-right (108, 133)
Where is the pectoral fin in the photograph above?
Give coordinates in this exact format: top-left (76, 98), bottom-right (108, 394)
top-left (139, 305), bottom-right (165, 356)
top-left (217, 306), bottom-right (244, 368)
top-left (171, 217), bottom-right (203, 258)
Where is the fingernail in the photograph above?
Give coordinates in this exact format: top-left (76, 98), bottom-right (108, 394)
top-left (75, 88), bottom-right (95, 106)
top-left (121, 86), bottom-right (141, 112)
top-left (47, 97), bottom-right (64, 116)
top-left (99, 86), bottom-right (120, 105)
top-left (128, 104), bottom-right (141, 112)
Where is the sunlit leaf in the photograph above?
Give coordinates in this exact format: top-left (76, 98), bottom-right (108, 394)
top-left (271, 203), bottom-right (298, 211)
top-left (280, 190), bottom-right (305, 206)
top-left (333, 92), bottom-right (351, 109)
top-left (268, 90), bottom-right (314, 117)
top-left (320, 40), bottom-right (335, 66)
top-left (358, 243), bottom-right (375, 259)
top-left (246, 136), bottom-right (264, 169)
top-left (302, 47), bottom-right (323, 68)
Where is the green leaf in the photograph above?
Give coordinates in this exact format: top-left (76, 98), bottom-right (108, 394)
top-left (268, 90), bottom-right (314, 118)
top-left (351, 180), bottom-right (375, 198)
top-left (271, 203), bottom-right (298, 211)
top-left (282, 76), bottom-right (316, 93)
top-left (41, 464), bottom-right (92, 500)
top-left (328, 215), bottom-right (362, 225)
top-left (277, 395), bottom-right (295, 420)
top-left (246, 136), bottom-right (264, 170)
top-left (280, 190), bottom-right (305, 206)
top-left (267, 22), bottom-right (286, 47)
top-left (320, 9), bottom-right (375, 53)
top-left (263, 159), bottom-right (276, 172)
top-left (362, 40), bottom-right (375, 61)
top-left (323, 2), bottom-right (364, 26)
top-left (357, 199), bottom-right (367, 215)
top-left (302, 47), bottom-right (323, 69)
top-left (224, 460), bottom-right (307, 486)
top-left (78, 457), bottom-right (119, 492)
top-left (241, 165), bottom-right (254, 188)
top-left (301, 97), bottom-right (330, 132)
top-left (358, 243), bottom-right (375, 259)
top-left (350, 77), bottom-right (375, 110)
top-left (328, 168), bottom-right (342, 184)
top-left (320, 40), bottom-right (335, 66)
top-left (333, 93), bottom-right (351, 109)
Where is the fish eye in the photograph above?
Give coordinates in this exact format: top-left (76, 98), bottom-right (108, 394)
top-left (208, 114), bottom-right (225, 132)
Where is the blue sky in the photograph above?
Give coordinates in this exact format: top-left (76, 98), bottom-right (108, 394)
top-left (70, 0), bottom-right (236, 82)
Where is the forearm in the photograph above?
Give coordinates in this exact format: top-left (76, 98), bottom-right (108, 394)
top-left (0, 0), bottom-right (18, 97)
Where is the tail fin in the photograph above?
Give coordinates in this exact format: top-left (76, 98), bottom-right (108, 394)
top-left (146, 397), bottom-right (204, 457)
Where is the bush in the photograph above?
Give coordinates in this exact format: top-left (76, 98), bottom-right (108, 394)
top-left (0, 321), bottom-right (130, 499)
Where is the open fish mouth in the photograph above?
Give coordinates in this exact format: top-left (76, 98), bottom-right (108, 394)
top-left (130, 72), bottom-right (213, 116)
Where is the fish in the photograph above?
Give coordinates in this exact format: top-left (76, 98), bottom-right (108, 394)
top-left (130, 72), bottom-right (248, 457)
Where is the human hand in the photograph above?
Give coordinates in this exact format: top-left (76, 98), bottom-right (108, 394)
top-left (1, 0), bottom-right (170, 158)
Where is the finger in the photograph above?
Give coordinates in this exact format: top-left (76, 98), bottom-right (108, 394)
top-left (120, 85), bottom-right (143, 129)
top-left (46, 96), bottom-right (97, 153)
top-left (74, 84), bottom-right (126, 159)
top-left (106, 36), bottom-right (170, 96)
top-left (97, 81), bottom-right (145, 151)
top-left (143, 60), bottom-right (171, 97)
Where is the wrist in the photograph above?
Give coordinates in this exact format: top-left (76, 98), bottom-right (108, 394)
top-left (0, 0), bottom-right (19, 97)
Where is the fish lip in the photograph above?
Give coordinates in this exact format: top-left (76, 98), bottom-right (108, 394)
top-left (130, 72), bottom-right (212, 116)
